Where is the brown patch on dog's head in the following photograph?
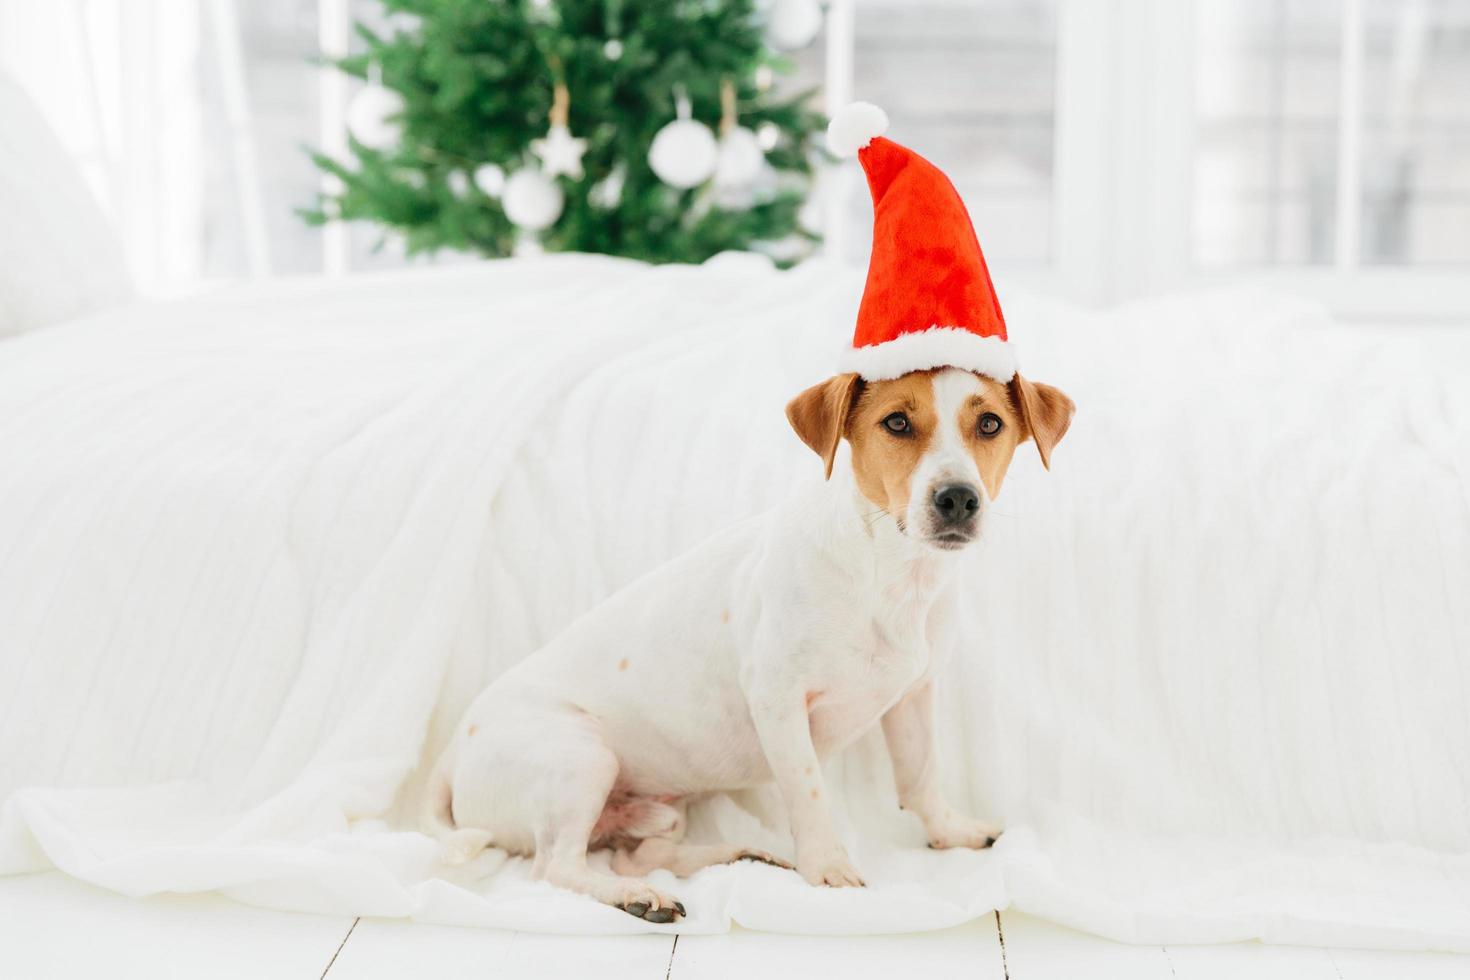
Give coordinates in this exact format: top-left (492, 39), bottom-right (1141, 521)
top-left (788, 368), bottom-right (1074, 548)
top-left (843, 371), bottom-right (937, 525)
top-left (952, 374), bottom-right (1029, 501)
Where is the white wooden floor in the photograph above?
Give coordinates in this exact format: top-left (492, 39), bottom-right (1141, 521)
top-left (3, 872), bottom-right (1466, 980)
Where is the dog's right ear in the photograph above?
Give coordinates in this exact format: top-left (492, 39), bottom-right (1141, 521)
top-left (1008, 374), bottom-right (1075, 470)
top-left (786, 373), bottom-right (862, 480)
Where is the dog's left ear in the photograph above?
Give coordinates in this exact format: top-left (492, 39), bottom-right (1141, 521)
top-left (1008, 374), bottom-right (1075, 470)
top-left (786, 373), bottom-right (862, 479)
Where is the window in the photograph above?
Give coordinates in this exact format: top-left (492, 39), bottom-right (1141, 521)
top-left (821, 0), bottom-right (1470, 316)
top-left (1193, 0), bottom-right (1470, 270)
top-left (799, 0), bottom-right (1058, 267)
top-left (1361, 0), bottom-right (1470, 266)
top-left (1193, 0), bottom-right (1341, 267)
top-left (6, 0), bottom-right (1466, 316)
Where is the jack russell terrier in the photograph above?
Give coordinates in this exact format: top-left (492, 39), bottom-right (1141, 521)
top-left (422, 103), bottom-right (1075, 922)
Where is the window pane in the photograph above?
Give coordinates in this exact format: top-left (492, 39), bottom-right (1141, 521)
top-left (202, 0), bottom-right (324, 277)
top-left (1360, 1), bottom-right (1470, 266)
top-left (806, 0), bottom-right (1057, 266)
top-left (1193, 0), bottom-right (1340, 267)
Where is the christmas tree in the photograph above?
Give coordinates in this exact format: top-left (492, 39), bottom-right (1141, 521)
top-left (303, 0), bottom-right (828, 266)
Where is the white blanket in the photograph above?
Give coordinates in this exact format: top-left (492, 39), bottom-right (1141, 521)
top-left (2, 254), bottom-right (1468, 948)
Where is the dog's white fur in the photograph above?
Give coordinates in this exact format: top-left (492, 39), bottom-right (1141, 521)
top-left (425, 368), bottom-right (1006, 918)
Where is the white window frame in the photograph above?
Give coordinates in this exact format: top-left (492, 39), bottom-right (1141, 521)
top-left (832, 0), bottom-right (1470, 320)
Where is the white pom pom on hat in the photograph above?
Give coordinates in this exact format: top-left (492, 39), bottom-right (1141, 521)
top-left (825, 102), bottom-right (889, 157)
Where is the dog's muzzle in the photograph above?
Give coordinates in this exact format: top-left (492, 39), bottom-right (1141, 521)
top-left (927, 482), bottom-right (981, 549)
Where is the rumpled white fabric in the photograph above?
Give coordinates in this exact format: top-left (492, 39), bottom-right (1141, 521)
top-left (2, 254), bottom-right (1468, 948)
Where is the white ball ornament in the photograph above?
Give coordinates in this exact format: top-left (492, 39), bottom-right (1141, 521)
top-left (346, 84), bottom-right (405, 149)
top-left (714, 125), bottom-right (766, 190)
top-left (473, 163), bottom-right (506, 197)
top-left (501, 168), bottom-right (564, 231)
top-left (648, 94), bottom-right (718, 189)
top-left (751, 160), bottom-right (780, 202)
top-left (767, 0), bottom-right (823, 50)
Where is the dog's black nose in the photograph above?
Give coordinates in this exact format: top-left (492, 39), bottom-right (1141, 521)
top-left (932, 484), bottom-right (980, 524)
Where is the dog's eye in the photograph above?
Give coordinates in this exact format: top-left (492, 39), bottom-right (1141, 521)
top-left (882, 412), bottom-right (911, 435)
top-left (978, 413), bottom-right (1002, 437)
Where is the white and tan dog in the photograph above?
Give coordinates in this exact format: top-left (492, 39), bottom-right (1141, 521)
top-left (423, 366), bottom-right (1073, 922)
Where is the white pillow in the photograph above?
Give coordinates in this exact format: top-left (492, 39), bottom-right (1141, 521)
top-left (0, 72), bottom-right (133, 336)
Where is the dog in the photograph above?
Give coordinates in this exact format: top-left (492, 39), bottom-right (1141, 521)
top-left (422, 365), bottom-right (1073, 922)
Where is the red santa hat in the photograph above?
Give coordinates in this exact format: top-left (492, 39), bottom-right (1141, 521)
top-left (827, 102), bottom-right (1017, 383)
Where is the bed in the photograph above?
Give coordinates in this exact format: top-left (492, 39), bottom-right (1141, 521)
top-left (1, 249), bottom-right (1467, 947)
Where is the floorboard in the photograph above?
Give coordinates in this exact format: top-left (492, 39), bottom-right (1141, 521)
top-left (327, 918), bottom-right (675, 980)
top-left (998, 911), bottom-right (1175, 980)
top-left (671, 918), bottom-right (1005, 980)
top-left (1330, 946), bottom-right (1470, 980)
top-left (502, 932), bottom-right (676, 980)
top-left (0, 871), bottom-right (354, 980)
top-left (325, 918), bottom-right (517, 978)
top-left (1163, 940), bottom-right (1340, 980)
top-left (5, 872), bottom-right (1468, 980)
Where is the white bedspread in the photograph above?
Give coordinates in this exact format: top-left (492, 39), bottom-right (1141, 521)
top-left (2, 254), bottom-right (1467, 948)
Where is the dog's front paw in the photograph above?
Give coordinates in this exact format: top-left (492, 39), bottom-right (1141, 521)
top-left (736, 849), bottom-right (795, 870)
top-left (613, 881), bottom-right (686, 923)
top-left (925, 812), bottom-right (1002, 851)
top-left (796, 844), bottom-right (866, 887)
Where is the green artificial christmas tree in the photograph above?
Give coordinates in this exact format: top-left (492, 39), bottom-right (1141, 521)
top-left (303, 0), bottom-right (828, 266)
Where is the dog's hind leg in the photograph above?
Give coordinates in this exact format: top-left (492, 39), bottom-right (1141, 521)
top-left (528, 715), bottom-right (686, 923)
top-left (421, 743), bottom-right (495, 865)
top-left (611, 838), bottom-right (793, 877)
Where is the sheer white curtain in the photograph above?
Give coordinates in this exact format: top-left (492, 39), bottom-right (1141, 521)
top-left (0, 0), bottom-right (205, 295)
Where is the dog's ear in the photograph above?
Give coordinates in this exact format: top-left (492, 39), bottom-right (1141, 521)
top-left (1008, 374), bottom-right (1074, 470)
top-left (786, 373), bottom-right (862, 480)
